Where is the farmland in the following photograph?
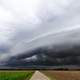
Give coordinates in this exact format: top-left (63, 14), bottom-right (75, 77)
top-left (0, 71), bottom-right (33, 80)
top-left (42, 71), bottom-right (80, 80)
top-left (0, 70), bottom-right (80, 80)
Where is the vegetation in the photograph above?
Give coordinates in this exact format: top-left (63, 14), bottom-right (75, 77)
top-left (0, 71), bottom-right (33, 80)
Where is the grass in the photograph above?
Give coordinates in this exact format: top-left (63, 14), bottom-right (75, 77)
top-left (0, 71), bottom-right (33, 80)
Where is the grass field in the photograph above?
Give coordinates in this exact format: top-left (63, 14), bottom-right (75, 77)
top-left (0, 71), bottom-right (33, 80)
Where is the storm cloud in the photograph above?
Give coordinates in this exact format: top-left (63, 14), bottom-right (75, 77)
top-left (0, 0), bottom-right (80, 68)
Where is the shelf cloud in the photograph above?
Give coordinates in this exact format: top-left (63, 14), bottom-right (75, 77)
top-left (0, 0), bottom-right (80, 68)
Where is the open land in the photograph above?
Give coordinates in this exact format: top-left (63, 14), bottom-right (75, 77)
top-left (0, 70), bottom-right (80, 80)
top-left (0, 71), bottom-right (34, 80)
top-left (42, 71), bottom-right (80, 80)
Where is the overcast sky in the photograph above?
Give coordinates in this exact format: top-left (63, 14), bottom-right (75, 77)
top-left (0, 0), bottom-right (80, 66)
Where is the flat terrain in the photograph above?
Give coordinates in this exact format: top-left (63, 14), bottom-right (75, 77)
top-left (42, 71), bottom-right (80, 80)
top-left (0, 70), bottom-right (80, 80)
top-left (30, 71), bottom-right (50, 80)
top-left (0, 71), bottom-right (33, 80)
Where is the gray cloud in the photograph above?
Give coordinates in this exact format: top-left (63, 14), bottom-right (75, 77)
top-left (0, 0), bottom-right (80, 68)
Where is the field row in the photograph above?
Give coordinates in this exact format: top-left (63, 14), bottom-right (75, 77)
top-left (0, 71), bottom-right (34, 80)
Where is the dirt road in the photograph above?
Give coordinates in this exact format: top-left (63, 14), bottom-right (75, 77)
top-left (30, 71), bottom-right (50, 80)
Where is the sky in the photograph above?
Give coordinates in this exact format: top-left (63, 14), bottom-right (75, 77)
top-left (0, 0), bottom-right (80, 67)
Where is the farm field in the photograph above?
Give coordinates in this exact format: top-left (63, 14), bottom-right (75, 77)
top-left (0, 71), bottom-right (34, 80)
top-left (42, 71), bottom-right (80, 80)
top-left (0, 70), bottom-right (80, 80)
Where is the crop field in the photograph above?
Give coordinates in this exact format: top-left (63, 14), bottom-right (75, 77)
top-left (0, 71), bottom-right (33, 80)
top-left (0, 70), bottom-right (80, 80)
top-left (42, 71), bottom-right (80, 80)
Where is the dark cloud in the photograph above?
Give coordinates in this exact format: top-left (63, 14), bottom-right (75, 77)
top-left (0, 0), bottom-right (80, 68)
top-left (4, 44), bottom-right (80, 68)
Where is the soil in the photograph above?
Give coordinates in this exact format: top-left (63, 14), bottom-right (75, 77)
top-left (42, 71), bottom-right (80, 80)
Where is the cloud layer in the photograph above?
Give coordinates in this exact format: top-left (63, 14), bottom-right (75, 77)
top-left (0, 0), bottom-right (80, 68)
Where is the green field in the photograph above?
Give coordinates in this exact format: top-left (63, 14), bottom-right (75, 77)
top-left (0, 71), bottom-right (33, 80)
